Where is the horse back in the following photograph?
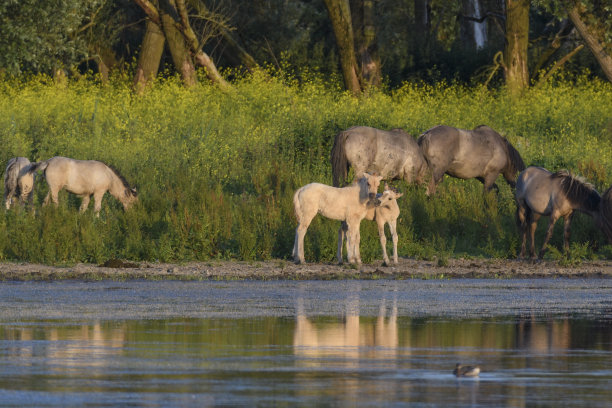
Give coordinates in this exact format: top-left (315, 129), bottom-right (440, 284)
top-left (516, 167), bottom-right (561, 215)
top-left (345, 126), bottom-right (422, 180)
top-left (45, 156), bottom-right (113, 194)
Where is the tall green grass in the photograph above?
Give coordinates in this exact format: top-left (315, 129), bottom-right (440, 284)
top-left (1, 72), bottom-right (611, 264)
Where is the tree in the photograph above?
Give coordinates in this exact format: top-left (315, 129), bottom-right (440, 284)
top-left (566, 2), bottom-right (612, 82)
top-left (0, 0), bottom-right (103, 75)
top-left (351, 0), bottom-right (382, 88)
top-left (504, 0), bottom-right (531, 94)
top-left (133, 19), bottom-right (166, 93)
top-left (133, 0), bottom-right (229, 88)
top-left (323, 0), bottom-right (362, 95)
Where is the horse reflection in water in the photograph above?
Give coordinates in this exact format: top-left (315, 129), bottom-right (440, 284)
top-left (3, 322), bottom-right (126, 369)
top-left (293, 283), bottom-right (399, 360)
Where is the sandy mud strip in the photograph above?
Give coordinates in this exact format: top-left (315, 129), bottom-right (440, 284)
top-left (0, 258), bottom-right (611, 281)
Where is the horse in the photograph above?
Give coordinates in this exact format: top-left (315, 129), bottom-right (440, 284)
top-left (293, 173), bottom-right (383, 265)
top-left (33, 156), bottom-right (138, 216)
top-left (4, 157), bottom-right (38, 209)
top-left (417, 125), bottom-right (525, 195)
top-left (331, 126), bottom-right (428, 187)
top-left (515, 166), bottom-right (612, 260)
top-left (337, 183), bottom-right (403, 266)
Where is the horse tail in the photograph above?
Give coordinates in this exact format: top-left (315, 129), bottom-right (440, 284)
top-left (600, 186), bottom-right (612, 244)
top-left (30, 159), bottom-right (49, 175)
top-left (502, 138), bottom-right (526, 187)
top-left (331, 130), bottom-right (350, 187)
top-left (4, 158), bottom-right (19, 194)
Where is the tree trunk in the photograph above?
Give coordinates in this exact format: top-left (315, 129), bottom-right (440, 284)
top-left (133, 0), bottom-right (230, 88)
top-left (351, 0), bottom-right (381, 89)
top-left (133, 19), bottom-right (166, 94)
top-left (503, 0), bottom-right (530, 94)
top-left (159, 0), bottom-right (197, 87)
top-left (323, 0), bottom-right (361, 95)
top-left (414, 0), bottom-right (430, 64)
top-left (567, 5), bottom-right (612, 82)
top-left (461, 0), bottom-right (487, 49)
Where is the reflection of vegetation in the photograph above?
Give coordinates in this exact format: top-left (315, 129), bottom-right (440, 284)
top-left (0, 74), bottom-right (611, 263)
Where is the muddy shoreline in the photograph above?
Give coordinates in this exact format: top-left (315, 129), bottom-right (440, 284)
top-left (0, 258), bottom-right (611, 281)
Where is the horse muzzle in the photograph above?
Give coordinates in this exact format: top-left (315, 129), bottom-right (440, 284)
top-left (367, 193), bottom-right (381, 208)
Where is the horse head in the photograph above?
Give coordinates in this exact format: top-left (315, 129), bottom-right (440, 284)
top-left (361, 173), bottom-right (383, 207)
top-left (121, 187), bottom-right (138, 210)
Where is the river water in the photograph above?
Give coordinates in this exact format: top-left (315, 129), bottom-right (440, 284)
top-left (1, 279), bottom-right (611, 407)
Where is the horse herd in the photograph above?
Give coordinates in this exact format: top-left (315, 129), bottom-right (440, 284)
top-left (294, 124), bottom-right (612, 265)
top-left (4, 125), bottom-right (612, 265)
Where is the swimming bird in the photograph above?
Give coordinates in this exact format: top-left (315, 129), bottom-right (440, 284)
top-left (453, 363), bottom-right (480, 377)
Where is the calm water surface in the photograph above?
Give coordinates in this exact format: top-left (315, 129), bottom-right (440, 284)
top-left (1, 279), bottom-right (612, 407)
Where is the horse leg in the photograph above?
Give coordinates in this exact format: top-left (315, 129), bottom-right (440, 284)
top-left (377, 219), bottom-right (390, 266)
top-left (93, 192), bottom-right (104, 216)
top-left (538, 214), bottom-right (559, 259)
top-left (294, 213), bottom-right (315, 264)
top-left (563, 212), bottom-right (574, 253)
top-left (4, 190), bottom-right (14, 210)
top-left (516, 203), bottom-right (528, 259)
top-left (337, 221), bottom-right (348, 264)
top-left (389, 219), bottom-right (399, 265)
top-left (347, 220), bottom-right (362, 265)
top-left (43, 188), bottom-right (59, 207)
top-left (79, 195), bottom-right (91, 213)
top-left (528, 213), bottom-right (540, 260)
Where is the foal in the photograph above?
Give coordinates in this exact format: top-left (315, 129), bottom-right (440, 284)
top-left (293, 173), bottom-right (383, 265)
top-left (515, 166), bottom-right (607, 259)
top-left (337, 183), bottom-right (403, 266)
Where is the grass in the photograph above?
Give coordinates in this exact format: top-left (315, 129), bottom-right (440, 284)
top-left (1, 70), bottom-right (611, 264)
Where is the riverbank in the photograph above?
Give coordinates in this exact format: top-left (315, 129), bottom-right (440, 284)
top-left (0, 258), bottom-right (611, 281)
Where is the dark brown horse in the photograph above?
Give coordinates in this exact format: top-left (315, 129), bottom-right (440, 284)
top-left (331, 126), bottom-right (428, 187)
top-left (417, 125), bottom-right (525, 195)
top-left (515, 166), bottom-right (612, 259)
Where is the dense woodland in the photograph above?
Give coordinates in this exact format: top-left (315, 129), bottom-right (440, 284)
top-left (0, 1), bottom-right (611, 265)
top-left (1, 0), bottom-right (610, 91)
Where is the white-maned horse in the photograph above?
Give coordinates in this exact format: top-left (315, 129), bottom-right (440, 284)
top-left (338, 183), bottom-right (403, 266)
top-left (34, 156), bottom-right (137, 216)
top-left (4, 157), bottom-right (38, 209)
top-left (293, 173), bottom-right (383, 265)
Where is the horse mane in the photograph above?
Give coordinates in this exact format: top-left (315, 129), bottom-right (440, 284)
top-left (552, 170), bottom-right (600, 212)
top-left (331, 130), bottom-right (350, 187)
top-left (107, 164), bottom-right (137, 197)
top-left (502, 138), bottom-right (526, 175)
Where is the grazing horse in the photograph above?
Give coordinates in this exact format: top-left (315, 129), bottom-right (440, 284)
top-left (293, 173), bottom-right (383, 265)
top-left (34, 156), bottom-right (137, 216)
top-left (515, 166), bottom-right (612, 259)
top-left (337, 183), bottom-right (403, 266)
top-left (4, 157), bottom-right (38, 209)
top-left (417, 125), bottom-right (525, 195)
top-left (331, 126), bottom-right (428, 187)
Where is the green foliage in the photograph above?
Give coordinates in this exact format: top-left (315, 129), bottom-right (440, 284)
top-left (0, 0), bottom-right (103, 75)
top-left (0, 73), bottom-right (611, 264)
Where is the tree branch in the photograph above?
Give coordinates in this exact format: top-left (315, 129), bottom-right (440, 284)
top-left (133, 0), bottom-right (161, 25)
top-left (535, 44), bottom-right (585, 86)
